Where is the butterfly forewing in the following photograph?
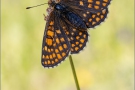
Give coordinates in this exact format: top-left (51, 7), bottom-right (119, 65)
top-left (62, 0), bottom-right (111, 12)
top-left (42, 11), bottom-right (70, 68)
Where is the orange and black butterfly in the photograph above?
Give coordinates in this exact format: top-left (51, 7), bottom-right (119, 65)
top-left (41, 0), bottom-right (111, 68)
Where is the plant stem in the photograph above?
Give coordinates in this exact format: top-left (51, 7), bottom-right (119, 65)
top-left (69, 55), bottom-right (80, 90)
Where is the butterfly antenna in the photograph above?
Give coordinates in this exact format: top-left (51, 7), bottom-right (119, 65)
top-left (26, 3), bottom-right (48, 9)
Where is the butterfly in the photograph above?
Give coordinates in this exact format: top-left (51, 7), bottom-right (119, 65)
top-left (41, 0), bottom-right (111, 68)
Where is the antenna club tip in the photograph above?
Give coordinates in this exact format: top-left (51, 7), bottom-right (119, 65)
top-left (26, 7), bottom-right (31, 9)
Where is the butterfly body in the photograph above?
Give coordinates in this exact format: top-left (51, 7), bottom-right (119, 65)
top-left (53, 2), bottom-right (87, 30)
top-left (41, 0), bottom-right (111, 68)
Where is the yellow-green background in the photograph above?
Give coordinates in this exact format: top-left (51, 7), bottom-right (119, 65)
top-left (1, 0), bottom-right (134, 90)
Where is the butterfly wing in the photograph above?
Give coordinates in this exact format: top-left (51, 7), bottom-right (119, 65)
top-left (67, 27), bottom-right (89, 54)
top-left (60, 18), bottom-right (89, 54)
top-left (61, 0), bottom-right (111, 12)
top-left (77, 8), bottom-right (109, 28)
top-left (61, 0), bottom-right (110, 28)
top-left (41, 11), bottom-right (70, 68)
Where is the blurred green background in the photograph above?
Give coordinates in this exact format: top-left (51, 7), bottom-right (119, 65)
top-left (1, 0), bottom-right (134, 90)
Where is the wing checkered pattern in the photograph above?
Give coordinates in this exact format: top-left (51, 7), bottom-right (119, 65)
top-left (59, 19), bottom-right (89, 54)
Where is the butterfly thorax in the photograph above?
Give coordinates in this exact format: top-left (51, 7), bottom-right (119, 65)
top-left (55, 4), bottom-right (66, 12)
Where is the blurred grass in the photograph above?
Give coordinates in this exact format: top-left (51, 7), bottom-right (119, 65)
top-left (1, 0), bottom-right (134, 90)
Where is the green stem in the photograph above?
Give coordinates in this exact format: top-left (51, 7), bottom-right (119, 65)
top-left (69, 55), bottom-right (80, 90)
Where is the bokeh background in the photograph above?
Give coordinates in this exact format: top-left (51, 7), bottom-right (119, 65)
top-left (1, 0), bottom-right (134, 90)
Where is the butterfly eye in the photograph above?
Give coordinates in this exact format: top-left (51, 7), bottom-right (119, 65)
top-left (55, 4), bottom-right (63, 10)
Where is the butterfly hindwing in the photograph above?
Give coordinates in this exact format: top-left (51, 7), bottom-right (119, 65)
top-left (60, 19), bottom-right (89, 54)
top-left (79, 8), bottom-right (108, 28)
top-left (42, 11), bottom-right (70, 68)
top-left (68, 27), bottom-right (89, 54)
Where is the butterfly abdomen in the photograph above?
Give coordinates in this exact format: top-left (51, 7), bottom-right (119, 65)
top-left (65, 12), bottom-right (87, 30)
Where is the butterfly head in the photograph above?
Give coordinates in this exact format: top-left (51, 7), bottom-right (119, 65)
top-left (48, 0), bottom-right (56, 7)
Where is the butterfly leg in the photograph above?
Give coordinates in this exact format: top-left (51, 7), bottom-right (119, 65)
top-left (43, 14), bottom-right (49, 21)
